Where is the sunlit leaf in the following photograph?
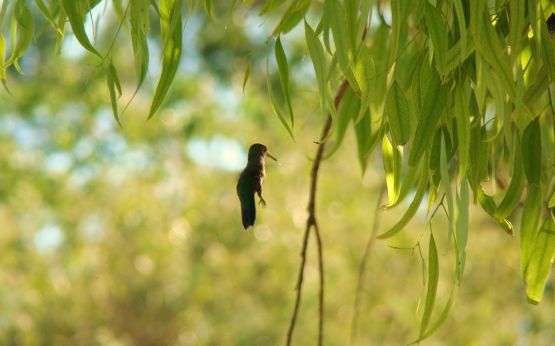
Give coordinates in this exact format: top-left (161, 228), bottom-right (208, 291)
top-left (382, 135), bottom-right (402, 206)
top-left (378, 161), bottom-right (428, 239)
top-left (520, 185), bottom-right (542, 278)
top-left (272, 0), bottom-right (310, 35)
top-left (148, 0), bottom-right (183, 119)
top-left (525, 218), bottom-right (555, 304)
top-left (477, 187), bottom-right (513, 235)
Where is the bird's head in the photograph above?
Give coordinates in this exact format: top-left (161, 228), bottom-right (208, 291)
top-left (248, 143), bottom-right (277, 162)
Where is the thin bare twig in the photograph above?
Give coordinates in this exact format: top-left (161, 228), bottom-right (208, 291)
top-left (349, 184), bottom-right (386, 345)
top-left (286, 80), bottom-right (349, 346)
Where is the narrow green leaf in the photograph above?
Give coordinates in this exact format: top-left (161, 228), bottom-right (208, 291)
top-left (455, 80), bottom-right (470, 178)
top-left (62, 0), bottom-right (102, 58)
top-left (524, 65), bottom-right (549, 108)
top-left (387, 0), bottom-right (401, 67)
top-left (508, 0), bottom-right (525, 56)
top-left (382, 135), bottom-right (402, 206)
top-left (549, 192), bottom-right (555, 209)
top-left (0, 34), bottom-right (6, 80)
top-left (477, 187), bottom-right (513, 235)
top-left (455, 178), bottom-right (469, 281)
top-left (440, 135), bottom-right (454, 239)
top-left (106, 63), bottom-right (122, 126)
top-left (420, 233), bottom-right (439, 337)
top-left (330, 0), bottom-right (359, 92)
top-left (475, 8), bottom-right (515, 98)
top-left (525, 218), bottom-right (555, 304)
top-left (275, 37), bottom-right (294, 128)
top-left (520, 185), bottom-right (542, 278)
top-left (353, 109), bottom-right (379, 173)
top-left (378, 161), bottom-right (428, 239)
top-left (266, 52), bottom-right (294, 139)
top-left (386, 81), bottom-right (411, 146)
top-left (424, 1), bottom-right (448, 73)
top-left (326, 87), bottom-right (360, 158)
top-left (35, 0), bottom-right (63, 35)
top-left (130, 0), bottom-right (150, 91)
top-left (496, 136), bottom-right (525, 219)
top-left (412, 285), bottom-right (458, 343)
top-left (452, 0), bottom-right (466, 60)
top-left (148, 0), bottom-right (183, 119)
top-left (8, 0), bottom-right (35, 69)
top-left (272, 0), bottom-right (310, 35)
top-left (540, 9), bottom-right (555, 80)
top-left (242, 62), bottom-right (250, 93)
top-left (444, 36), bottom-right (475, 75)
top-left (409, 72), bottom-right (446, 166)
top-left (304, 20), bottom-right (334, 114)
top-left (521, 118), bottom-right (541, 185)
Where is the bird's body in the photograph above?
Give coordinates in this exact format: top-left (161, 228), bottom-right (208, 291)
top-left (236, 144), bottom-right (276, 230)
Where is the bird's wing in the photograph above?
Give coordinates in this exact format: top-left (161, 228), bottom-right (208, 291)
top-left (237, 174), bottom-right (256, 230)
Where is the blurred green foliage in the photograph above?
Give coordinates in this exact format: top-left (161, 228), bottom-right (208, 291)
top-left (0, 1), bottom-right (553, 345)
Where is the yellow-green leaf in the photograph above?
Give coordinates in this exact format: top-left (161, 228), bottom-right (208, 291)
top-left (148, 0), bottom-right (183, 119)
top-left (382, 135), bottom-right (402, 206)
top-left (378, 161), bottom-right (428, 239)
top-left (520, 185), bottom-right (542, 278)
top-left (272, 0), bottom-right (310, 35)
top-left (525, 218), bottom-right (555, 304)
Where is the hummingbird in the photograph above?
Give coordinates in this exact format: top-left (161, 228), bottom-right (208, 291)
top-left (237, 143), bottom-right (277, 230)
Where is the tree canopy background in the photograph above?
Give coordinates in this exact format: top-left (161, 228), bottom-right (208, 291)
top-left (0, 0), bottom-right (554, 344)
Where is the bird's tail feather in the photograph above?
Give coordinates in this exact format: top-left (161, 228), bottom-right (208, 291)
top-left (241, 193), bottom-right (256, 230)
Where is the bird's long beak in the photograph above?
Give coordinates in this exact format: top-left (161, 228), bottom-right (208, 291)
top-left (266, 152), bottom-right (278, 161)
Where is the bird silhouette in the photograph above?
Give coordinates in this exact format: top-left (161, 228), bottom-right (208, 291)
top-left (236, 143), bottom-right (277, 230)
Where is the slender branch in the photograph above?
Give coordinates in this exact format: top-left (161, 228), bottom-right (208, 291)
top-left (313, 221), bottom-right (324, 346)
top-left (286, 80), bottom-right (349, 346)
top-left (349, 183), bottom-right (386, 345)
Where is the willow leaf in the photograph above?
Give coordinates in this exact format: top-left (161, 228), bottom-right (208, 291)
top-left (148, 0), bottom-right (183, 119)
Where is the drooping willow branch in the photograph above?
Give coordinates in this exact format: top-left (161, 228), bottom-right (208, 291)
top-left (286, 80), bottom-right (349, 346)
